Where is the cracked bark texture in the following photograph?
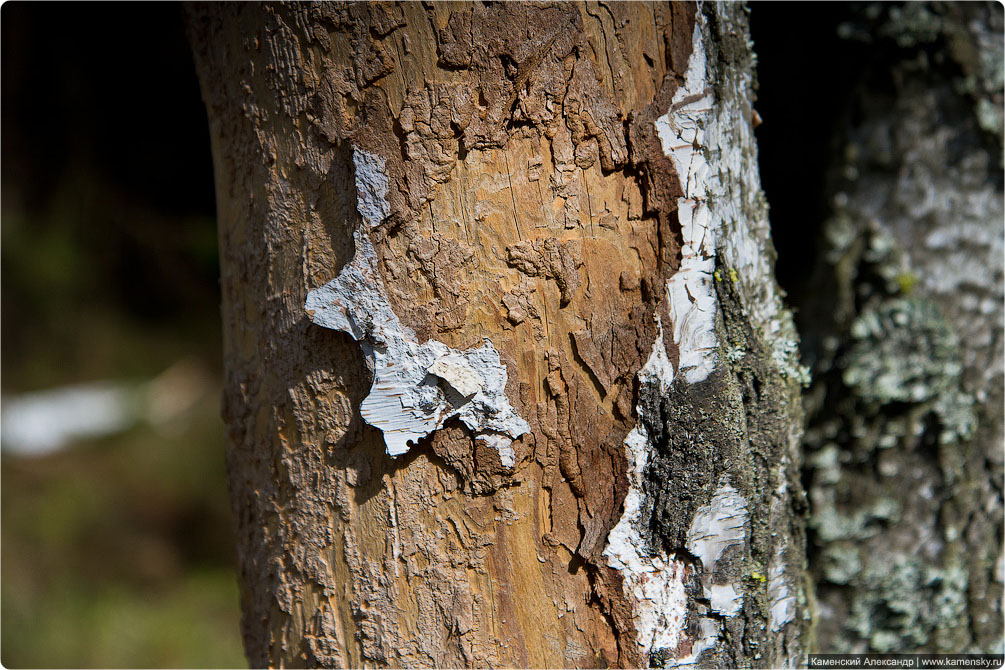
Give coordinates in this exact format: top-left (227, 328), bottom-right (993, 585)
top-left (187, 2), bottom-right (808, 667)
top-left (798, 3), bottom-right (1004, 655)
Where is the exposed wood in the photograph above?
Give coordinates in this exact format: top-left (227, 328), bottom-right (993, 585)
top-left (187, 3), bottom-right (809, 667)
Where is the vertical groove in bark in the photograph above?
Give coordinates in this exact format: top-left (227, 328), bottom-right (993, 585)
top-left (187, 2), bottom-right (808, 667)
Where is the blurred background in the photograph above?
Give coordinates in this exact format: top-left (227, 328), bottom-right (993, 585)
top-left (7, 1), bottom-right (990, 666)
top-left (1, 3), bottom-right (245, 666)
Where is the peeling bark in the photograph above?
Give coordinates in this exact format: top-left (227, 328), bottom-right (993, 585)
top-left (188, 2), bottom-right (808, 667)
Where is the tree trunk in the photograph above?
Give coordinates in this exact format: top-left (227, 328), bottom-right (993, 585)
top-left (798, 3), bottom-right (1005, 654)
top-left (187, 2), bottom-right (808, 667)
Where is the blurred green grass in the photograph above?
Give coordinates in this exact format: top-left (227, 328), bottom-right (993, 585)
top-left (2, 4), bottom-right (246, 665)
top-left (1, 385), bottom-right (246, 668)
top-left (1, 191), bottom-right (245, 664)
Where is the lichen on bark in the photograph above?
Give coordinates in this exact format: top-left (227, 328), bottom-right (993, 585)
top-left (187, 2), bottom-right (811, 667)
top-left (798, 2), bottom-right (1004, 654)
top-left (609, 4), bottom-right (810, 666)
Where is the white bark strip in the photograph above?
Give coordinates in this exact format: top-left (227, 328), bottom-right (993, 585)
top-left (305, 149), bottom-right (529, 458)
top-left (603, 320), bottom-right (689, 658)
top-left (655, 19), bottom-right (719, 385)
top-left (603, 7), bottom-right (803, 663)
top-left (604, 16), bottom-right (728, 663)
top-left (768, 544), bottom-right (796, 632)
top-left (658, 3), bottom-right (807, 386)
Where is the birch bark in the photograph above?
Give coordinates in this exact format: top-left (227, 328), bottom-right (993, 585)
top-left (188, 3), bottom-right (809, 666)
top-left (798, 3), bottom-right (1005, 654)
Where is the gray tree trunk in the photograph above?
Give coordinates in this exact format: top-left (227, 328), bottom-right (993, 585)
top-left (799, 2), bottom-right (1005, 655)
top-left (187, 2), bottom-right (809, 667)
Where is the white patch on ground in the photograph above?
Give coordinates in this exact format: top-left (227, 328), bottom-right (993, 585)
top-left (305, 148), bottom-right (529, 458)
top-left (1, 361), bottom-right (212, 456)
top-left (1, 383), bottom-right (137, 455)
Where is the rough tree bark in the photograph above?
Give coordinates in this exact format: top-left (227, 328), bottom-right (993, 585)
top-left (188, 3), bottom-right (809, 667)
top-left (798, 3), bottom-right (1005, 654)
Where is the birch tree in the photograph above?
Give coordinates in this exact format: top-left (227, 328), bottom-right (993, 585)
top-left (188, 3), bottom-right (810, 666)
top-left (797, 3), bottom-right (1005, 654)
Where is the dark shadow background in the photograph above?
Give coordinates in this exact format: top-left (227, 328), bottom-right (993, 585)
top-left (750, 2), bottom-right (868, 302)
top-left (0, 2), bottom-right (864, 667)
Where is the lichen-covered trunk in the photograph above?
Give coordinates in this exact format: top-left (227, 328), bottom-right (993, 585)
top-left (798, 3), bottom-right (1005, 654)
top-left (188, 2), bottom-right (808, 667)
